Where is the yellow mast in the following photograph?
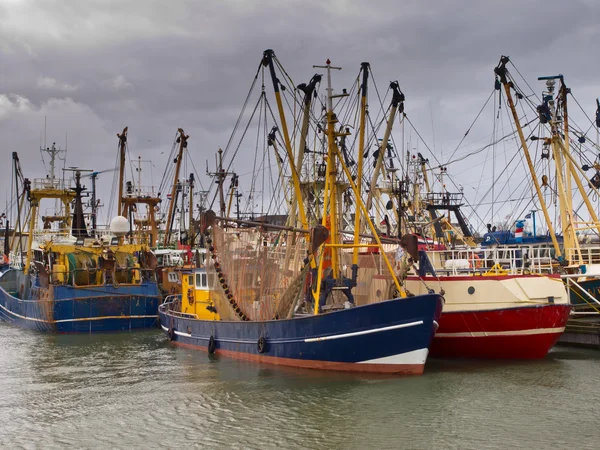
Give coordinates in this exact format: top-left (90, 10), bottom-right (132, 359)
top-left (555, 138), bottom-right (600, 238)
top-left (288, 74), bottom-right (320, 228)
top-left (163, 128), bottom-right (188, 247)
top-left (312, 59), bottom-right (405, 314)
top-left (353, 63), bottom-right (369, 267)
top-left (262, 50), bottom-right (309, 232)
top-left (542, 79), bottom-right (574, 258)
top-left (366, 82), bottom-right (404, 214)
top-left (495, 57), bottom-right (562, 257)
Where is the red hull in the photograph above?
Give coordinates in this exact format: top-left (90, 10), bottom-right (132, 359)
top-left (431, 304), bottom-right (572, 359)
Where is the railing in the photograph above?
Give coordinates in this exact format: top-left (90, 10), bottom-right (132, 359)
top-left (401, 245), bottom-right (555, 276)
top-left (31, 230), bottom-right (76, 243)
top-left (9, 252), bottom-right (22, 270)
top-left (565, 247), bottom-right (600, 265)
top-left (31, 178), bottom-right (72, 191)
top-left (46, 266), bottom-right (156, 286)
top-left (125, 186), bottom-right (158, 198)
top-left (424, 192), bottom-right (464, 206)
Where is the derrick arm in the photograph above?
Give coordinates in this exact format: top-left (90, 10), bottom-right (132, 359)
top-left (262, 49), bottom-right (309, 232)
top-left (494, 56), bottom-right (562, 257)
top-left (365, 82), bottom-right (405, 213)
top-left (164, 128), bottom-right (188, 247)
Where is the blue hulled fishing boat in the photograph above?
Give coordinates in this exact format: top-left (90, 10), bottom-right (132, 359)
top-left (160, 279), bottom-right (442, 374)
top-left (159, 52), bottom-right (445, 374)
top-left (0, 152), bottom-right (161, 332)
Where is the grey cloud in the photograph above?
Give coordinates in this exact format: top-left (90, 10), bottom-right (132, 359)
top-left (1, 0), bottom-right (600, 229)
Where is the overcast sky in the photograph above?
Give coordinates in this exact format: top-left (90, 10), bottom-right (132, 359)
top-left (1, 0), bottom-right (599, 231)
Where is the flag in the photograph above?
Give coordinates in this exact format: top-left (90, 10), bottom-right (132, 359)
top-left (524, 213), bottom-right (532, 219)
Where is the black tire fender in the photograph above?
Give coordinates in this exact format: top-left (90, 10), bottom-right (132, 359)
top-left (208, 335), bottom-right (216, 354)
top-left (257, 336), bottom-right (267, 354)
top-left (167, 327), bottom-right (175, 341)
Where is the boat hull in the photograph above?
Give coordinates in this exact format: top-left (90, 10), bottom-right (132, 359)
top-left (430, 303), bottom-right (572, 359)
top-left (159, 294), bottom-right (444, 374)
top-left (402, 274), bottom-right (571, 359)
top-left (0, 280), bottom-right (161, 333)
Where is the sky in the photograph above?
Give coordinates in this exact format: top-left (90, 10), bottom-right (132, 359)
top-left (1, 0), bottom-right (599, 232)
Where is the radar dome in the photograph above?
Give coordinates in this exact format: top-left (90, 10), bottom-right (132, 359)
top-left (109, 216), bottom-right (129, 236)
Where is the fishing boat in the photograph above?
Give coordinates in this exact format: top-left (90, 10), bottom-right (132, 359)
top-left (353, 57), bottom-right (573, 359)
top-left (0, 150), bottom-right (161, 332)
top-left (159, 51), bottom-right (444, 374)
top-left (404, 57), bottom-right (584, 358)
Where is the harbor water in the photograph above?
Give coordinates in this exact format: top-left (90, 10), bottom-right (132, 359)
top-left (1, 325), bottom-right (599, 449)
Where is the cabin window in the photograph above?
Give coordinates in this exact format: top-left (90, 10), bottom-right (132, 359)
top-left (188, 275), bottom-right (194, 286)
top-left (34, 250), bottom-right (44, 263)
top-left (194, 272), bottom-right (208, 288)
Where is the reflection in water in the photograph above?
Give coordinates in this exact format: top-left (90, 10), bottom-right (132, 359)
top-left (0, 325), bottom-right (599, 449)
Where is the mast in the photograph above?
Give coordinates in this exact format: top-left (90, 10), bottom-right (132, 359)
top-left (180, 178), bottom-right (186, 242)
top-left (366, 82), bottom-right (405, 213)
top-left (560, 80), bottom-right (573, 227)
top-left (552, 77), bottom-right (600, 261)
top-left (316, 58), bottom-right (343, 278)
top-left (90, 172), bottom-right (98, 232)
top-left (163, 128), bottom-right (188, 247)
top-left (70, 170), bottom-right (89, 238)
top-left (217, 148), bottom-right (226, 217)
top-left (310, 59), bottom-right (404, 314)
top-left (494, 57), bottom-right (562, 257)
top-left (352, 62), bottom-right (369, 266)
top-left (188, 173), bottom-right (195, 247)
top-left (289, 73), bottom-right (321, 228)
top-left (40, 142), bottom-right (66, 183)
top-left (262, 49), bottom-right (309, 231)
top-left (540, 77), bottom-right (574, 259)
top-left (117, 127), bottom-right (128, 216)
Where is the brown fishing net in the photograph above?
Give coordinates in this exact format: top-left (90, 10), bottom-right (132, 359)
top-left (206, 224), bottom-right (309, 321)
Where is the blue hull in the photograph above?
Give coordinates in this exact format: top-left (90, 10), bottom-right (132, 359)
top-left (159, 294), bottom-right (444, 374)
top-left (0, 272), bottom-right (161, 332)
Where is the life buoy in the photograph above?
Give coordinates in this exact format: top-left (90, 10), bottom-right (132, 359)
top-left (469, 254), bottom-right (483, 269)
top-left (208, 335), bottom-right (216, 354)
top-left (167, 327), bottom-right (175, 341)
top-left (257, 336), bottom-right (267, 353)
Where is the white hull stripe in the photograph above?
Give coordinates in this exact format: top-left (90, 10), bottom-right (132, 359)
top-left (0, 302), bottom-right (156, 323)
top-left (359, 348), bottom-right (429, 365)
top-left (304, 320), bottom-right (424, 343)
top-left (162, 321), bottom-right (427, 344)
top-left (435, 326), bottom-right (565, 338)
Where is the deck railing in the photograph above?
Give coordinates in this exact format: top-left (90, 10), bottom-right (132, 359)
top-left (31, 178), bottom-right (72, 191)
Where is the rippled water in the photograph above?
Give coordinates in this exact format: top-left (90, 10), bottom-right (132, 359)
top-left (0, 324), bottom-right (598, 450)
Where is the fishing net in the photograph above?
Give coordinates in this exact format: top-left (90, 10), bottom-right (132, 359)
top-left (206, 224), bottom-right (309, 321)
